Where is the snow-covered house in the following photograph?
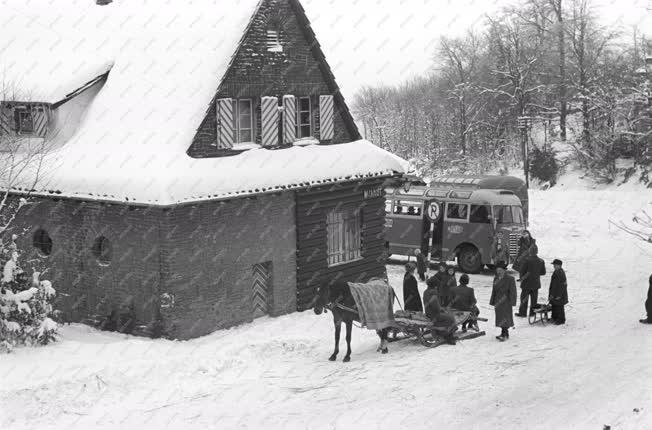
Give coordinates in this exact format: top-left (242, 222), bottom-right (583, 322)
top-left (0, 0), bottom-right (405, 338)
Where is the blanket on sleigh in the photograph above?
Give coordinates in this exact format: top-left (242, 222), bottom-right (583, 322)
top-left (348, 279), bottom-right (395, 330)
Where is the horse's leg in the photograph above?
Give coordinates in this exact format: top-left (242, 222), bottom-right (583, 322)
top-left (343, 320), bottom-right (352, 362)
top-left (381, 328), bottom-right (389, 354)
top-left (329, 317), bottom-right (341, 361)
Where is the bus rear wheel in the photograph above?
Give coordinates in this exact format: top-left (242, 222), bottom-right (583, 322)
top-left (458, 246), bottom-right (482, 274)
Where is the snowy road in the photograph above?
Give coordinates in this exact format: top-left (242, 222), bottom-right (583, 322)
top-left (1, 185), bottom-right (651, 430)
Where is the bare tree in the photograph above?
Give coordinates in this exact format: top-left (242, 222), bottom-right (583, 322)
top-left (0, 77), bottom-right (56, 248)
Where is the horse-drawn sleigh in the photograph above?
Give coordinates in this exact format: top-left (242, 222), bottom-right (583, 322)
top-left (312, 277), bottom-right (486, 361)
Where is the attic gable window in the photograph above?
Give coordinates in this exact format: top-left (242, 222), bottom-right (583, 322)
top-left (266, 29), bottom-right (283, 52)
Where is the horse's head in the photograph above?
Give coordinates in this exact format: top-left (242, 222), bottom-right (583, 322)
top-left (312, 284), bottom-right (330, 315)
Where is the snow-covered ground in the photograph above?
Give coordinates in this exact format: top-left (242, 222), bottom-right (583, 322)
top-left (1, 175), bottom-right (651, 430)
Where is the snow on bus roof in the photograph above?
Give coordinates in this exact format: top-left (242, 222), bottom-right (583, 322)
top-left (2, 0), bottom-right (406, 204)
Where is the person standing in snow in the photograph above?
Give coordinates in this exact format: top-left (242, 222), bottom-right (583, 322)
top-left (491, 231), bottom-right (510, 267)
top-left (426, 262), bottom-right (447, 291)
top-left (402, 262), bottom-right (423, 312)
top-left (450, 274), bottom-right (479, 332)
top-left (548, 259), bottom-right (568, 325)
top-left (513, 230), bottom-right (535, 271)
top-left (516, 245), bottom-right (546, 317)
top-left (439, 265), bottom-right (457, 308)
top-left (490, 261), bottom-right (517, 341)
top-left (414, 249), bottom-right (427, 281)
top-left (640, 274), bottom-right (652, 325)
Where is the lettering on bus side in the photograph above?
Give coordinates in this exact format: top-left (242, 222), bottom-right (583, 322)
top-left (447, 225), bottom-right (464, 234)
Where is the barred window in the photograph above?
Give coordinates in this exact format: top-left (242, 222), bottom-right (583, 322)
top-left (327, 209), bottom-right (362, 266)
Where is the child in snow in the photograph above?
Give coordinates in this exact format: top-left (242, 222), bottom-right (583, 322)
top-left (548, 259), bottom-right (568, 325)
top-left (414, 249), bottom-right (427, 281)
top-left (450, 274), bottom-right (480, 332)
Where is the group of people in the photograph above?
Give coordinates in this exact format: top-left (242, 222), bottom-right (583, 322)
top-left (403, 230), bottom-right (570, 343)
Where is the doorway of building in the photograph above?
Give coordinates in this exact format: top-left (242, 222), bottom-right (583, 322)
top-left (251, 262), bottom-right (272, 319)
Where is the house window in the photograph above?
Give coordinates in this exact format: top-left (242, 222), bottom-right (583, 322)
top-left (14, 109), bottom-right (34, 134)
top-left (92, 236), bottom-right (112, 265)
top-left (232, 99), bottom-right (253, 143)
top-left (297, 97), bottom-right (311, 138)
top-left (327, 209), bottom-right (362, 266)
top-left (33, 229), bottom-right (53, 256)
top-left (266, 29), bottom-right (283, 52)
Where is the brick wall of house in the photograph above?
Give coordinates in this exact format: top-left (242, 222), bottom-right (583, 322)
top-left (5, 197), bottom-right (161, 329)
top-left (188, 0), bottom-right (359, 157)
top-left (159, 192), bottom-right (297, 339)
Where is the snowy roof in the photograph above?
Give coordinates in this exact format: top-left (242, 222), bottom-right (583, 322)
top-left (11, 140), bottom-right (403, 205)
top-left (1, 0), bottom-right (406, 205)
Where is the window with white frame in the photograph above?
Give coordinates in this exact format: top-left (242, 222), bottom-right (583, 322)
top-left (297, 96), bottom-right (311, 138)
top-left (231, 99), bottom-right (254, 143)
top-left (14, 108), bottom-right (34, 134)
top-left (266, 29), bottom-right (283, 52)
top-left (327, 209), bottom-right (362, 266)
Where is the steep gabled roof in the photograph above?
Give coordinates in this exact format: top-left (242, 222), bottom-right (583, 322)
top-left (2, 0), bottom-right (403, 205)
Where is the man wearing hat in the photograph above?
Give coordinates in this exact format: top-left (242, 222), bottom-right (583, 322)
top-left (490, 261), bottom-right (517, 341)
top-left (548, 259), bottom-right (568, 325)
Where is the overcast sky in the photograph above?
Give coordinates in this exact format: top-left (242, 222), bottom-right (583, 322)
top-left (302, 0), bottom-right (652, 100)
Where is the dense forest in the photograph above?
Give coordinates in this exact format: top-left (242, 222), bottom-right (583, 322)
top-left (352, 0), bottom-right (652, 185)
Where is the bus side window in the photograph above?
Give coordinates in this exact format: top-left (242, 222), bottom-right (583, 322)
top-left (470, 205), bottom-right (491, 224)
top-left (446, 203), bottom-right (469, 221)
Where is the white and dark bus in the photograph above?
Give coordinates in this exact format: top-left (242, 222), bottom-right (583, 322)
top-left (385, 185), bottom-right (526, 273)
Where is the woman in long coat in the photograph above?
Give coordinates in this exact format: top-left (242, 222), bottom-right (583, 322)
top-left (490, 261), bottom-right (517, 341)
top-left (438, 266), bottom-right (457, 307)
top-left (403, 262), bottom-right (423, 312)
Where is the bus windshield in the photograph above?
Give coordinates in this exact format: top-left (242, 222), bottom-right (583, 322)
top-left (494, 205), bottom-right (524, 224)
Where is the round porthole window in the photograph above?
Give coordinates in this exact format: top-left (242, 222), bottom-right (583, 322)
top-left (33, 229), bottom-right (53, 256)
top-left (92, 236), bottom-right (112, 265)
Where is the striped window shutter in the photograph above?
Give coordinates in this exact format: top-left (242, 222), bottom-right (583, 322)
top-left (216, 98), bottom-right (234, 149)
top-left (282, 95), bottom-right (296, 144)
top-left (261, 96), bottom-right (279, 147)
top-left (319, 95), bottom-right (334, 141)
top-left (33, 106), bottom-right (49, 137)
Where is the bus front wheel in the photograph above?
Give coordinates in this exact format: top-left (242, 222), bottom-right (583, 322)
top-left (458, 246), bottom-right (482, 274)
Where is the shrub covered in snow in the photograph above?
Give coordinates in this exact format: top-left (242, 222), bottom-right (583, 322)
top-left (529, 146), bottom-right (560, 185)
top-left (0, 251), bottom-right (58, 353)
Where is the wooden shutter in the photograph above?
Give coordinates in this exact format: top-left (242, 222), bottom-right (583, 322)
top-left (319, 95), bottom-right (334, 141)
top-left (283, 95), bottom-right (297, 144)
top-left (261, 96), bottom-right (279, 147)
top-left (33, 106), bottom-right (49, 137)
top-left (216, 98), bottom-right (234, 149)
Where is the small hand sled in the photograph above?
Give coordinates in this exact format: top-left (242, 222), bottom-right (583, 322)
top-left (528, 303), bottom-right (552, 325)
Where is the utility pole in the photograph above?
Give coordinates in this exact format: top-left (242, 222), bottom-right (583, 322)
top-left (517, 116), bottom-right (532, 188)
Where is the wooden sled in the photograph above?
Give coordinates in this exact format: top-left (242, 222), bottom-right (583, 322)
top-left (528, 303), bottom-right (552, 325)
top-left (389, 310), bottom-right (486, 348)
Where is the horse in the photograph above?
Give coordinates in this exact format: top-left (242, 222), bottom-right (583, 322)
top-left (312, 279), bottom-right (391, 362)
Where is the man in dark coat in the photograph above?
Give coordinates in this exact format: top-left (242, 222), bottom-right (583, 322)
top-left (513, 230), bottom-right (535, 271)
top-left (402, 262), bottom-right (423, 312)
top-left (450, 273), bottom-right (479, 332)
top-left (414, 249), bottom-right (427, 281)
top-left (423, 282), bottom-right (457, 345)
top-left (490, 261), bottom-right (517, 341)
top-left (516, 245), bottom-right (546, 317)
top-left (640, 274), bottom-right (652, 324)
top-left (548, 259), bottom-right (568, 325)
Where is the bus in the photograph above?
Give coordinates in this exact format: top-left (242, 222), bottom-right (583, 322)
top-left (384, 185), bottom-right (526, 273)
top-left (429, 175), bottom-right (529, 225)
